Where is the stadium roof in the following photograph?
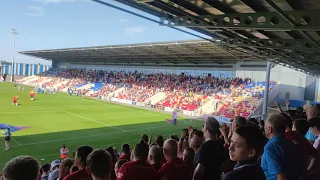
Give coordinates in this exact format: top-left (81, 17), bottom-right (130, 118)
top-left (20, 0), bottom-right (320, 75)
top-left (94, 0), bottom-right (320, 75)
top-left (19, 40), bottom-right (267, 66)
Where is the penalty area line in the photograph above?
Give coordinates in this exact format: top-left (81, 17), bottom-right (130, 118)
top-left (62, 110), bottom-right (127, 132)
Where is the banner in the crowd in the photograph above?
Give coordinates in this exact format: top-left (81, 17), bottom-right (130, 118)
top-left (110, 98), bottom-right (132, 105)
top-left (164, 107), bottom-right (174, 112)
top-left (201, 114), bottom-right (232, 125)
top-left (183, 110), bottom-right (195, 116)
top-left (136, 102), bottom-right (145, 107)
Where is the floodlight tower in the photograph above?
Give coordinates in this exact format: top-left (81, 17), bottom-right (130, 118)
top-left (10, 28), bottom-right (18, 82)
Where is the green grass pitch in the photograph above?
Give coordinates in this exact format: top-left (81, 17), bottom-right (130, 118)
top-left (0, 82), bottom-right (203, 169)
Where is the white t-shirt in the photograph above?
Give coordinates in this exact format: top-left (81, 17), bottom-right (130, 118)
top-left (172, 112), bottom-right (177, 119)
top-left (48, 169), bottom-right (59, 180)
top-left (313, 136), bottom-right (320, 149)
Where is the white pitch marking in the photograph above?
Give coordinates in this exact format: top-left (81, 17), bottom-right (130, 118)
top-left (62, 110), bottom-right (127, 132)
top-left (12, 138), bottom-right (22, 145)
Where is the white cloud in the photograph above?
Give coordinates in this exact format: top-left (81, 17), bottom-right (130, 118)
top-left (119, 18), bottom-right (129, 23)
top-left (124, 27), bottom-right (147, 34)
top-left (33, 0), bottom-right (76, 4)
top-left (26, 6), bottom-right (45, 17)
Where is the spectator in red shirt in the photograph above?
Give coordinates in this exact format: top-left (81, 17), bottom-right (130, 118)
top-left (141, 134), bottom-right (149, 144)
top-left (58, 158), bottom-right (74, 180)
top-left (114, 159), bottom-right (128, 178)
top-left (116, 140), bottom-right (159, 180)
top-left (86, 149), bottom-right (112, 180)
top-left (282, 114), bottom-right (318, 176)
top-left (63, 145), bottom-right (93, 180)
top-left (119, 144), bottom-right (131, 161)
top-left (105, 147), bottom-right (118, 166)
top-left (155, 135), bottom-right (164, 148)
top-left (148, 145), bottom-right (163, 171)
top-left (159, 139), bottom-right (191, 180)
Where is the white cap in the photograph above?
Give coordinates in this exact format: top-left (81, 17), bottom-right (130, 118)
top-left (50, 160), bottom-right (60, 170)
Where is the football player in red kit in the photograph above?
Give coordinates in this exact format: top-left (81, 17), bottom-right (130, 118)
top-left (30, 91), bottom-right (35, 101)
top-left (12, 96), bottom-right (18, 106)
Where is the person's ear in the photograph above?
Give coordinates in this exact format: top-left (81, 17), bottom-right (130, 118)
top-left (86, 167), bottom-right (91, 175)
top-left (248, 149), bottom-right (257, 158)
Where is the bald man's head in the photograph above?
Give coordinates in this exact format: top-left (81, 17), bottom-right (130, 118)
top-left (189, 137), bottom-right (202, 152)
top-left (265, 113), bottom-right (287, 139)
top-left (163, 139), bottom-right (178, 161)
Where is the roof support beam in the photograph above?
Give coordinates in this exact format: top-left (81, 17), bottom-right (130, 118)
top-left (160, 10), bottom-right (320, 31)
top-left (263, 0), bottom-right (320, 49)
top-left (218, 38), bottom-right (320, 53)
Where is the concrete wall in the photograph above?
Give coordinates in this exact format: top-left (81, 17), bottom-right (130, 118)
top-left (305, 75), bottom-right (318, 101)
top-left (272, 66), bottom-right (306, 100)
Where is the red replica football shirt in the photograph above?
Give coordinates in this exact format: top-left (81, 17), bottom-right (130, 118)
top-left (63, 169), bottom-right (92, 180)
top-left (159, 158), bottom-right (191, 180)
top-left (119, 153), bottom-right (131, 161)
top-left (116, 160), bottom-right (159, 180)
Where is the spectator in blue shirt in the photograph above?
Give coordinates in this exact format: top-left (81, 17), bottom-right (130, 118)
top-left (306, 105), bottom-right (320, 143)
top-left (261, 113), bottom-right (304, 180)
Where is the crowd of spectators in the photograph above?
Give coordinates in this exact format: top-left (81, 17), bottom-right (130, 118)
top-left (18, 69), bottom-right (272, 116)
top-left (2, 102), bottom-right (320, 180)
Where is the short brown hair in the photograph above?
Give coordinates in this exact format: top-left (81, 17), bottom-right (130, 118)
top-left (86, 149), bottom-right (112, 178)
top-left (133, 140), bottom-right (149, 160)
top-left (234, 116), bottom-right (247, 127)
top-left (2, 156), bottom-right (40, 180)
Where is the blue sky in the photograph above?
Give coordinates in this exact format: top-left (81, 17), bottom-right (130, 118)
top-left (0, 0), bottom-right (209, 65)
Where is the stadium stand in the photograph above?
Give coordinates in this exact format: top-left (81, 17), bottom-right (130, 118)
top-left (17, 69), bottom-right (276, 120)
top-left (4, 0), bottom-right (320, 179)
